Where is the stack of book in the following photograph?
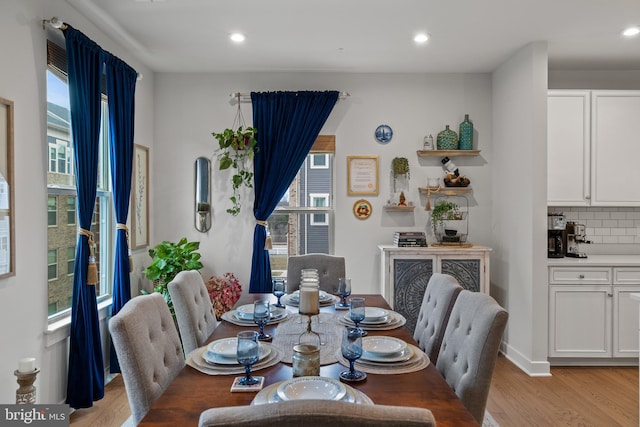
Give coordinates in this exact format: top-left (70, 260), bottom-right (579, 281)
top-left (393, 231), bottom-right (427, 247)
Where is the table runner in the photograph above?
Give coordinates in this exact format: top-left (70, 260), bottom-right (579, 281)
top-left (272, 312), bottom-right (343, 365)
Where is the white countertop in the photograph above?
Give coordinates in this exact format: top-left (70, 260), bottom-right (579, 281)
top-left (548, 254), bottom-right (640, 267)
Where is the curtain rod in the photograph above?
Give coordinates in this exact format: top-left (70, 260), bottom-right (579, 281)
top-left (230, 91), bottom-right (350, 104)
top-left (42, 17), bottom-right (144, 81)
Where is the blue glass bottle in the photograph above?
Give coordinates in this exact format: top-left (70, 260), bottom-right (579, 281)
top-left (459, 114), bottom-right (473, 150)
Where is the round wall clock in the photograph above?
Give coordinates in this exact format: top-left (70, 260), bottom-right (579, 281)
top-left (375, 125), bottom-right (393, 144)
top-left (353, 199), bottom-right (372, 220)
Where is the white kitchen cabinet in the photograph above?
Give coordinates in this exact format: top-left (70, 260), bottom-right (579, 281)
top-left (547, 90), bottom-right (590, 206)
top-left (613, 268), bottom-right (640, 357)
top-left (591, 91), bottom-right (640, 206)
top-left (379, 245), bottom-right (491, 334)
top-left (549, 266), bottom-right (640, 360)
top-left (547, 90), bottom-right (640, 207)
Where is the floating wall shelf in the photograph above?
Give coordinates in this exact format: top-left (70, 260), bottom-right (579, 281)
top-left (383, 205), bottom-right (416, 212)
top-left (419, 186), bottom-right (472, 195)
top-left (417, 150), bottom-right (481, 157)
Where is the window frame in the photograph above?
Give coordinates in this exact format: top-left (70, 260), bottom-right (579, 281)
top-left (46, 39), bottom-right (114, 323)
top-left (309, 193), bottom-right (330, 225)
top-left (47, 248), bottom-right (58, 281)
top-left (310, 153), bottom-right (329, 169)
top-left (268, 136), bottom-right (336, 275)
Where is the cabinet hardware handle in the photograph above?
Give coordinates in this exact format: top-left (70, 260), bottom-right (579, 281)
top-left (579, 274), bottom-right (585, 279)
top-left (607, 293), bottom-right (613, 297)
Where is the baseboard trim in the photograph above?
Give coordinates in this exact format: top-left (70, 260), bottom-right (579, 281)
top-left (501, 342), bottom-right (551, 377)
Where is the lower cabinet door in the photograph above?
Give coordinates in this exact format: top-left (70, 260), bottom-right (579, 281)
top-left (613, 285), bottom-right (640, 357)
top-left (549, 285), bottom-right (612, 357)
top-left (391, 257), bottom-right (434, 335)
top-left (440, 258), bottom-right (482, 292)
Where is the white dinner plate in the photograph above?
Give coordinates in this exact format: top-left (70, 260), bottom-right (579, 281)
top-left (290, 290), bottom-right (332, 303)
top-left (276, 376), bottom-right (347, 401)
top-left (362, 336), bottom-right (407, 356)
top-left (360, 346), bottom-right (414, 363)
top-left (203, 340), bottom-right (270, 365)
top-left (235, 304), bottom-right (286, 321)
top-left (364, 307), bottom-right (389, 322)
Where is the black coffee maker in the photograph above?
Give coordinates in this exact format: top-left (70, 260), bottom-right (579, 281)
top-left (548, 213), bottom-right (566, 258)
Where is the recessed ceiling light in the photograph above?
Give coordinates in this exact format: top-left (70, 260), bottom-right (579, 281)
top-left (623, 26), bottom-right (640, 37)
top-left (230, 33), bottom-right (246, 43)
top-left (414, 33), bottom-right (429, 44)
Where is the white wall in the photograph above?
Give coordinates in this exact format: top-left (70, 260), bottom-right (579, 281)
top-left (0, 0), bottom-right (154, 404)
top-left (153, 72), bottom-right (493, 295)
top-left (491, 42), bottom-right (550, 375)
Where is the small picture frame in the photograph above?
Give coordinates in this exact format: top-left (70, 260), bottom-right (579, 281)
top-left (0, 97), bottom-right (14, 279)
top-left (131, 144), bottom-right (149, 249)
top-left (347, 156), bottom-right (379, 196)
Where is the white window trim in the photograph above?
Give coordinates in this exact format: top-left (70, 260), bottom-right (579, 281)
top-left (310, 154), bottom-right (329, 169)
top-left (309, 193), bottom-right (330, 225)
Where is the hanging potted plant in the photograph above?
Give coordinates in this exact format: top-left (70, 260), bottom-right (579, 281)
top-left (213, 96), bottom-right (259, 216)
top-left (392, 157), bottom-right (410, 178)
top-left (391, 156), bottom-right (410, 195)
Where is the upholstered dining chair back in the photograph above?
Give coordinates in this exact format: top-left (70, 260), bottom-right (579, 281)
top-left (168, 270), bottom-right (219, 355)
top-left (435, 290), bottom-right (508, 424)
top-left (109, 292), bottom-right (185, 425)
top-left (198, 400), bottom-right (436, 427)
top-left (286, 253), bottom-right (346, 294)
top-left (413, 273), bottom-right (463, 365)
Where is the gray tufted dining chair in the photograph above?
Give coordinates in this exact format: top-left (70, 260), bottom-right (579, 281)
top-left (413, 273), bottom-right (463, 365)
top-left (286, 253), bottom-right (346, 294)
top-left (109, 292), bottom-right (185, 425)
top-left (168, 270), bottom-right (219, 355)
top-left (199, 400), bottom-right (436, 427)
top-left (435, 290), bottom-right (508, 424)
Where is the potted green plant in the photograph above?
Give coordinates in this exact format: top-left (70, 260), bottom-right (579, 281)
top-left (392, 157), bottom-right (410, 178)
top-left (430, 200), bottom-right (462, 235)
top-left (143, 237), bottom-right (204, 314)
top-left (391, 157), bottom-right (410, 194)
top-left (212, 126), bottom-right (258, 216)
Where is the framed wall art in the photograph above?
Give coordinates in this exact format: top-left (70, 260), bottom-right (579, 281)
top-left (131, 144), bottom-right (149, 249)
top-left (0, 97), bottom-right (14, 278)
top-left (347, 155), bottom-right (379, 196)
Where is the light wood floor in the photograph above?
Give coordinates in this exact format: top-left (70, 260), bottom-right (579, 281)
top-left (70, 355), bottom-right (638, 427)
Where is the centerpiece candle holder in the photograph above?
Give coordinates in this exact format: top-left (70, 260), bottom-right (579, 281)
top-left (298, 275), bottom-right (322, 345)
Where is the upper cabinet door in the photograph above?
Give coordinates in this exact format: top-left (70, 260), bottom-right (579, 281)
top-left (591, 91), bottom-right (640, 206)
top-left (548, 90), bottom-right (591, 206)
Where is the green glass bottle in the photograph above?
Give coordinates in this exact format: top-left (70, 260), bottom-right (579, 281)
top-left (436, 125), bottom-right (458, 150)
top-left (458, 114), bottom-right (473, 150)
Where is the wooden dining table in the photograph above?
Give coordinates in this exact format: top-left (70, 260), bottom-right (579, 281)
top-left (139, 293), bottom-right (479, 426)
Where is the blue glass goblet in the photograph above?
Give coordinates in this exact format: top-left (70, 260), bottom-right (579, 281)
top-left (236, 331), bottom-right (260, 385)
top-left (272, 278), bottom-right (285, 308)
top-left (349, 297), bottom-right (367, 336)
top-left (339, 327), bottom-right (367, 382)
top-left (253, 300), bottom-right (272, 341)
top-left (337, 278), bottom-right (351, 308)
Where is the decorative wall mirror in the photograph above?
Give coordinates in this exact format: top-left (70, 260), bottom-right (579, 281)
top-left (0, 97), bottom-right (14, 278)
top-left (194, 157), bottom-right (211, 232)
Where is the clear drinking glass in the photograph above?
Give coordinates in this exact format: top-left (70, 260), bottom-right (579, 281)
top-left (349, 297), bottom-right (366, 335)
top-left (337, 278), bottom-right (351, 308)
top-left (253, 300), bottom-right (272, 341)
top-left (236, 331), bottom-right (260, 385)
top-left (339, 327), bottom-right (366, 382)
top-left (272, 278), bottom-right (285, 308)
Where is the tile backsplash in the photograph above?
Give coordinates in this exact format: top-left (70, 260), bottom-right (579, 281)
top-left (548, 207), bottom-right (640, 248)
